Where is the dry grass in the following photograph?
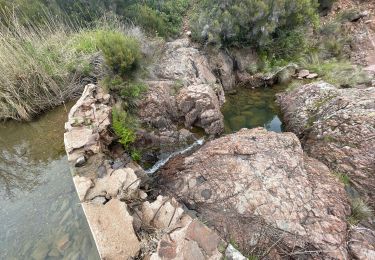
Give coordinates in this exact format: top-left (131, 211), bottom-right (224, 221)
top-left (0, 11), bottom-right (87, 120)
top-left (0, 11), bottom-right (145, 121)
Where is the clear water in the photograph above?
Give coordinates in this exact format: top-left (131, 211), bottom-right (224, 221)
top-left (0, 105), bottom-right (99, 260)
top-left (222, 85), bottom-right (287, 134)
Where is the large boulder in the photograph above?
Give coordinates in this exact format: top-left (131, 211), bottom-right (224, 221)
top-left (157, 128), bottom-right (351, 259)
top-left (153, 38), bottom-right (217, 86)
top-left (277, 82), bottom-right (375, 207)
top-left (138, 39), bottom-right (225, 152)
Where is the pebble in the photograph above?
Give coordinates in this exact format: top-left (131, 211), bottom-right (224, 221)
top-left (75, 156), bottom-right (86, 167)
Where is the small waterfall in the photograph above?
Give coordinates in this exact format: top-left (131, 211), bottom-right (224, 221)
top-left (145, 138), bottom-right (205, 175)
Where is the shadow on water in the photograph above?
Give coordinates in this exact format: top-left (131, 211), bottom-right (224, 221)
top-left (0, 104), bottom-right (99, 259)
top-left (222, 85), bottom-right (288, 134)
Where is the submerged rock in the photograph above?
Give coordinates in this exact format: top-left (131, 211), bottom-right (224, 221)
top-left (157, 128), bottom-right (351, 259)
top-left (277, 82), bottom-right (375, 207)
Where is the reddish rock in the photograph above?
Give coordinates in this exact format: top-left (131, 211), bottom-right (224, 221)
top-left (157, 128), bottom-right (351, 259)
top-left (277, 82), bottom-right (375, 207)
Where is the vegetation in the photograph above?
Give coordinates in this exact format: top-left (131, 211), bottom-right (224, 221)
top-left (334, 172), bottom-right (350, 186)
top-left (124, 0), bottom-right (190, 38)
top-left (112, 107), bottom-right (137, 149)
top-left (347, 198), bottom-right (373, 226)
top-left (190, 0), bottom-right (319, 61)
top-left (0, 9), bottom-right (143, 121)
top-left (299, 54), bottom-right (371, 87)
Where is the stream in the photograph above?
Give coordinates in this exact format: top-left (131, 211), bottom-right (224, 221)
top-left (0, 105), bottom-right (99, 260)
top-left (222, 85), bottom-right (287, 133)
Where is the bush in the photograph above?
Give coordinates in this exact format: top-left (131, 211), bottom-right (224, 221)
top-left (72, 30), bottom-right (141, 76)
top-left (124, 0), bottom-right (189, 38)
top-left (112, 107), bottom-right (137, 149)
top-left (101, 76), bottom-right (147, 110)
top-left (190, 0), bottom-right (318, 52)
top-left (99, 31), bottom-right (140, 75)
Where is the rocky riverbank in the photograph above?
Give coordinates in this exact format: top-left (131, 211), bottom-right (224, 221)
top-left (63, 35), bottom-right (375, 259)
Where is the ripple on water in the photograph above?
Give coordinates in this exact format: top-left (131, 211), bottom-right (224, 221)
top-left (0, 104), bottom-right (99, 259)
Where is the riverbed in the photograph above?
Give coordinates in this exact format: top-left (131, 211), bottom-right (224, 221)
top-left (0, 104), bottom-right (99, 259)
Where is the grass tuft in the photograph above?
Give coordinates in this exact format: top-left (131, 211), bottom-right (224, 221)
top-left (347, 198), bottom-right (373, 226)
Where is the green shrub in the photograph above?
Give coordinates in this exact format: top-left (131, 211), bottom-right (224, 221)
top-left (190, 0), bottom-right (318, 54)
top-left (131, 149), bottom-right (141, 162)
top-left (99, 31), bottom-right (140, 75)
top-left (102, 76), bottom-right (147, 110)
top-left (72, 29), bottom-right (141, 76)
top-left (112, 107), bottom-right (137, 149)
top-left (125, 4), bottom-right (169, 37)
top-left (124, 0), bottom-right (189, 38)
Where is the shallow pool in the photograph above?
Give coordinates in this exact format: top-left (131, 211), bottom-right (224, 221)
top-left (222, 85), bottom-right (287, 134)
top-left (0, 105), bottom-right (99, 260)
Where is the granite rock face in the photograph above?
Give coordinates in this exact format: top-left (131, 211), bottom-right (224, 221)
top-left (157, 128), bottom-right (351, 259)
top-left (277, 82), bottom-right (375, 207)
top-left (138, 39), bottom-right (225, 151)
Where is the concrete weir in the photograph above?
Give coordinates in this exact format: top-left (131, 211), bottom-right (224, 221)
top-left (63, 84), bottom-right (243, 259)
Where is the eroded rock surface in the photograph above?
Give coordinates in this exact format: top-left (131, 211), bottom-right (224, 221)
top-left (349, 226), bottom-right (375, 259)
top-left (138, 39), bottom-right (225, 151)
top-left (157, 128), bottom-right (351, 259)
top-left (277, 82), bottom-right (375, 207)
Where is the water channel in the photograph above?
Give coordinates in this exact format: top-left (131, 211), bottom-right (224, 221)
top-left (0, 104), bottom-right (99, 260)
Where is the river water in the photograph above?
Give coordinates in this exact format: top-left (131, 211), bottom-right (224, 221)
top-left (222, 85), bottom-right (287, 133)
top-left (0, 105), bottom-right (99, 260)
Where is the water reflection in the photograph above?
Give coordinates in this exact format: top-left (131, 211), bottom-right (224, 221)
top-left (0, 104), bottom-right (99, 259)
top-left (222, 85), bottom-right (287, 134)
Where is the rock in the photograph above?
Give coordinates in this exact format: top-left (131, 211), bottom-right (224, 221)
top-left (277, 82), bottom-right (375, 207)
top-left (75, 156), bottom-right (86, 167)
top-left (150, 215), bottom-right (225, 260)
top-left (207, 49), bottom-right (236, 91)
top-left (306, 73), bottom-right (319, 79)
top-left (64, 128), bottom-right (96, 153)
top-left (264, 64), bottom-right (298, 84)
top-left (140, 195), bottom-right (184, 229)
top-left (31, 242), bottom-right (49, 260)
top-left (56, 234), bottom-right (70, 253)
top-left (349, 226), bottom-right (375, 259)
top-left (186, 31), bottom-right (192, 37)
top-left (231, 47), bottom-right (259, 73)
top-left (64, 84), bottom-right (112, 162)
top-left (225, 244), bottom-right (246, 260)
top-left (73, 176), bottom-right (93, 202)
top-left (83, 199), bottom-right (140, 259)
top-left (157, 128), bottom-right (350, 258)
top-left (297, 69), bottom-right (310, 79)
top-left (153, 39), bottom-right (217, 86)
top-left (86, 168), bottom-right (140, 201)
top-left (177, 84), bottom-right (225, 135)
